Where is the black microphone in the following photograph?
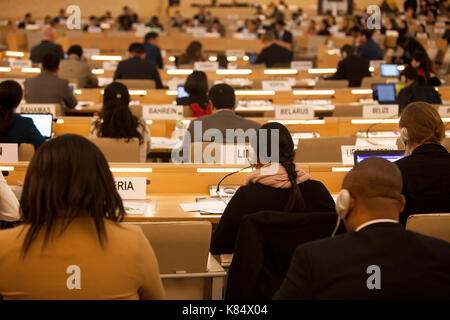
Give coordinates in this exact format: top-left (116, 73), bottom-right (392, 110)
top-left (363, 113), bottom-right (400, 146)
top-left (216, 165), bottom-right (253, 204)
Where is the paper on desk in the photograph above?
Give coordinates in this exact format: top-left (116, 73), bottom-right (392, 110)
top-left (180, 201), bottom-right (226, 214)
top-left (151, 137), bottom-right (183, 150)
top-left (123, 201), bottom-right (148, 215)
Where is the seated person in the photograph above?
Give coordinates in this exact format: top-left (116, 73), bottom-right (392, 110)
top-left (411, 50), bottom-right (441, 86)
top-left (275, 157), bottom-right (450, 300)
top-left (146, 16), bottom-right (164, 31)
top-left (255, 31), bottom-right (293, 68)
top-left (327, 45), bottom-right (371, 87)
top-left (30, 27), bottom-right (64, 63)
top-left (208, 18), bottom-right (226, 37)
top-left (114, 43), bottom-right (163, 89)
top-left (83, 16), bottom-right (100, 32)
top-left (397, 67), bottom-right (442, 113)
top-left (356, 29), bottom-right (383, 61)
top-left (395, 36), bottom-right (426, 65)
top-left (0, 171), bottom-right (20, 223)
top-left (0, 80), bottom-right (45, 150)
top-left (18, 13), bottom-right (35, 29)
top-left (317, 19), bottom-right (331, 36)
top-left (89, 82), bottom-right (151, 162)
top-left (177, 41), bottom-right (206, 66)
top-left (176, 71), bottom-right (212, 118)
top-left (273, 19), bottom-right (293, 43)
top-left (24, 53), bottom-right (78, 114)
top-left (396, 102), bottom-right (450, 226)
top-left (176, 84), bottom-right (260, 162)
top-left (210, 122), bottom-right (335, 254)
top-left (59, 45), bottom-right (99, 88)
top-left (143, 32), bottom-right (163, 69)
top-left (118, 6), bottom-right (137, 31)
top-left (52, 8), bottom-right (67, 24)
top-left (0, 134), bottom-right (165, 299)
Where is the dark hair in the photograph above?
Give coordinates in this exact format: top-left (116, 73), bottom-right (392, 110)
top-left (144, 32), bottom-right (158, 42)
top-left (20, 134), bottom-right (125, 255)
top-left (42, 53), bottom-right (60, 71)
top-left (412, 49), bottom-right (433, 84)
top-left (25, 13), bottom-right (31, 18)
top-left (208, 83), bottom-right (235, 109)
top-left (0, 80), bottom-right (22, 134)
top-left (128, 42), bottom-right (145, 55)
top-left (341, 44), bottom-right (355, 57)
top-left (363, 29), bottom-right (374, 40)
top-left (401, 65), bottom-right (420, 82)
top-left (257, 122), bottom-right (306, 212)
top-left (185, 71), bottom-right (208, 97)
top-left (275, 19), bottom-right (285, 27)
top-left (95, 82), bottom-right (144, 144)
top-left (322, 19), bottom-right (330, 29)
top-left (186, 41), bottom-right (203, 59)
top-left (67, 44), bottom-right (82, 58)
top-left (89, 15), bottom-right (96, 20)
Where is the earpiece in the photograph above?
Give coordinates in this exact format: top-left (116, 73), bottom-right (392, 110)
top-left (335, 189), bottom-right (351, 220)
top-left (400, 127), bottom-right (409, 146)
top-left (342, 51), bottom-right (347, 59)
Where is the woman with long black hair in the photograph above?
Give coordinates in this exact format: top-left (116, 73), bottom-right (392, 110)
top-left (210, 122), bottom-right (335, 254)
top-left (89, 82), bottom-right (151, 162)
top-left (176, 71), bottom-right (212, 118)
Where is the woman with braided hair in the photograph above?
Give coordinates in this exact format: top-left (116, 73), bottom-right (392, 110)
top-left (210, 122), bottom-right (335, 254)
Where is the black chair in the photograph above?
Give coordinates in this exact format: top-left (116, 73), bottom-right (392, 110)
top-left (225, 211), bottom-right (346, 300)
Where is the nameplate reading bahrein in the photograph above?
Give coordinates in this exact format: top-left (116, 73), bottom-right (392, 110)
top-left (194, 62), bottom-right (219, 71)
top-left (341, 145), bottom-right (398, 165)
top-left (142, 105), bottom-right (183, 120)
top-left (275, 105), bottom-right (314, 119)
top-left (17, 104), bottom-right (57, 117)
top-left (9, 59), bottom-right (32, 69)
top-left (290, 61), bottom-right (313, 70)
top-left (262, 80), bottom-right (292, 92)
top-left (0, 144), bottom-right (19, 163)
top-left (114, 177), bottom-right (147, 200)
top-left (438, 106), bottom-right (450, 117)
top-left (362, 105), bottom-right (398, 119)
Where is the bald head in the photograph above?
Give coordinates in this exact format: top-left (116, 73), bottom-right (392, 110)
top-left (342, 157), bottom-right (405, 231)
top-left (42, 27), bottom-right (55, 41)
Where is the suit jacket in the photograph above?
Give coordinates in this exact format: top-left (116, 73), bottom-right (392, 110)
top-left (357, 39), bottom-right (383, 61)
top-left (59, 54), bottom-right (98, 88)
top-left (255, 43), bottom-right (293, 68)
top-left (395, 144), bottom-right (450, 226)
top-left (274, 222), bottom-right (450, 300)
top-left (30, 40), bottom-right (64, 63)
top-left (0, 114), bottom-right (45, 150)
top-left (398, 82), bottom-right (442, 113)
top-left (143, 42), bottom-right (163, 69)
top-left (114, 57), bottom-right (163, 88)
top-left (24, 72), bottom-right (78, 113)
top-left (275, 30), bottom-right (293, 43)
top-left (328, 55), bottom-right (371, 87)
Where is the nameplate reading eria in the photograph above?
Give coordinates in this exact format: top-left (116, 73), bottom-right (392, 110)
top-left (113, 177), bottom-right (147, 200)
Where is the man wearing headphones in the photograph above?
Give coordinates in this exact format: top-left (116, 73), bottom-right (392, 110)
top-left (274, 157), bottom-right (450, 300)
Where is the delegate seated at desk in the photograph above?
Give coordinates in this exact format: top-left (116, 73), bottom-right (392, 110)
top-left (255, 31), bottom-right (293, 68)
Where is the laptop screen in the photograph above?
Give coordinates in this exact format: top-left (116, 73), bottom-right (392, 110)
top-left (354, 150), bottom-right (405, 164)
top-left (21, 113), bottom-right (53, 139)
top-left (372, 83), bottom-right (397, 104)
top-left (177, 85), bottom-right (190, 99)
top-left (380, 64), bottom-right (400, 77)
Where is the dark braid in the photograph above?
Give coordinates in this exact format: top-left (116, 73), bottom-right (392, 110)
top-left (280, 150), bottom-right (306, 212)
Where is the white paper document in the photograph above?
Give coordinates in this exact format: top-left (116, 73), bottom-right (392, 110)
top-left (180, 200), bottom-right (226, 214)
top-left (123, 201), bottom-right (148, 215)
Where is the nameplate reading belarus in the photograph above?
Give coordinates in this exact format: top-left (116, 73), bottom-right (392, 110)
top-left (275, 105), bottom-right (314, 119)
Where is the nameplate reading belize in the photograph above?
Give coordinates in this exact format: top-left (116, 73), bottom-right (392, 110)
top-left (0, 143), bottom-right (19, 163)
top-left (17, 104), bottom-right (57, 116)
top-left (9, 59), bottom-right (32, 69)
top-left (194, 62), bottom-right (219, 71)
top-left (438, 106), bottom-right (450, 117)
top-left (262, 80), bottom-right (292, 91)
top-left (275, 105), bottom-right (314, 119)
top-left (142, 105), bottom-right (183, 120)
top-left (341, 145), bottom-right (398, 165)
top-left (362, 105), bottom-right (398, 119)
top-left (114, 177), bottom-right (147, 200)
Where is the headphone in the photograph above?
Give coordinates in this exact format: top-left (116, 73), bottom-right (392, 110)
top-left (331, 189), bottom-right (352, 237)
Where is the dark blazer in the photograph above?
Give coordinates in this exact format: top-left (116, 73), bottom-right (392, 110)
top-left (210, 179), bottom-right (336, 254)
top-left (275, 30), bottom-right (293, 43)
top-left (24, 72), bottom-right (78, 112)
top-left (1, 114), bottom-right (45, 150)
top-left (143, 42), bottom-right (163, 69)
top-left (274, 222), bottom-right (450, 300)
top-left (226, 211), bottom-right (345, 300)
top-left (328, 55), bottom-right (371, 87)
top-left (357, 39), bottom-right (383, 61)
top-left (395, 144), bottom-right (450, 226)
top-left (114, 56), bottom-right (163, 88)
top-left (255, 43), bottom-right (293, 68)
top-left (30, 40), bottom-right (64, 63)
top-left (398, 82), bottom-right (442, 113)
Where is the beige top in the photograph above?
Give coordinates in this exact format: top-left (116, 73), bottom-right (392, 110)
top-left (0, 218), bottom-right (165, 300)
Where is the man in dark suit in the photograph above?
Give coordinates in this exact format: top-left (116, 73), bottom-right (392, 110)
top-left (356, 29), bottom-right (383, 61)
top-left (255, 31), bottom-right (293, 68)
top-left (273, 19), bottom-right (293, 44)
top-left (114, 43), bottom-right (163, 88)
top-left (274, 157), bottom-right (450, 300)
top-left (24, 53), bottom-right (78, 115)
top-left (30, 27), bottom-right (64, 63)
top-left (327, 44), bottom-right (371, 87)
top-left (143, 32), bottom-right (163, 69)
top-left (176, 84), bottom-right (260, 162)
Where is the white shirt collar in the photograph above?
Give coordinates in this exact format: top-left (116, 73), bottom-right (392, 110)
top-left (355, 219), bottom-right (399, 232)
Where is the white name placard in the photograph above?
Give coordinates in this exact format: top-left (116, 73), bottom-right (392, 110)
top-left (143, 105), bottom-right (183, 120)
top-left (0, 144), bottom-right (19, 163)
top-left (114, 177), bottom-right (147, 200)
top-left (438, 106), bottom-right (450, 117)
top-left (9, 59), bottom-right (32, 69)
top-left (226, 49), bottom-right (246, 58)
top-left (102, 61), bottom-right (118, 71)
top-left (194, 62), bottom-right (219, 71)
top-left (369, 60), bottom-right (385, 68)
top-left (262, 80), bottom-right (292, 91)
top-left (434, 28), bottom-right (446, 34)
top-left (362, 105), bottom-right (398, 119)
top-left (291, 61), bottom-right (313, 70)
top-left (220, 144), bottom-right (253, 165)
top-left (386, 30), bottom-right (399, 37)
top-left (17, 103), bottom-right (56, 116)
top-left (83, 48), bottom-right (100, 58)
top-left (275, 105), bottom-right (314, 119)
top-left (341, 145), bottom-right (398, 165)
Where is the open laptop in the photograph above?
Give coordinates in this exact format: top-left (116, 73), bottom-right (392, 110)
top-left (177, 85), bottom-right (190, 99)
top-left (380, 64), bottom-right (400, 77)
top-left (372, 83), bottom-right (397, 104)
top-left (21, 113), bottom-right (53, 139)
top-left (354, 150), bottom-right (406, 164)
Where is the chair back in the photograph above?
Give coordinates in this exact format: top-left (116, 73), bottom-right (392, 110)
top-left (88, 137), bottom-right (140, 162)
top-left (314, 79), bottom-right (348, 88)
top-left (406, 214), bottom-right (450, 242)
top-left (116, 79), bottom-right (156, 89)
top-left (360, 76), bottom-right (386, 88)
top-left (333, 104), bottom-right (362, 117)
top-left (295, 136), bottom-right (356, 162)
